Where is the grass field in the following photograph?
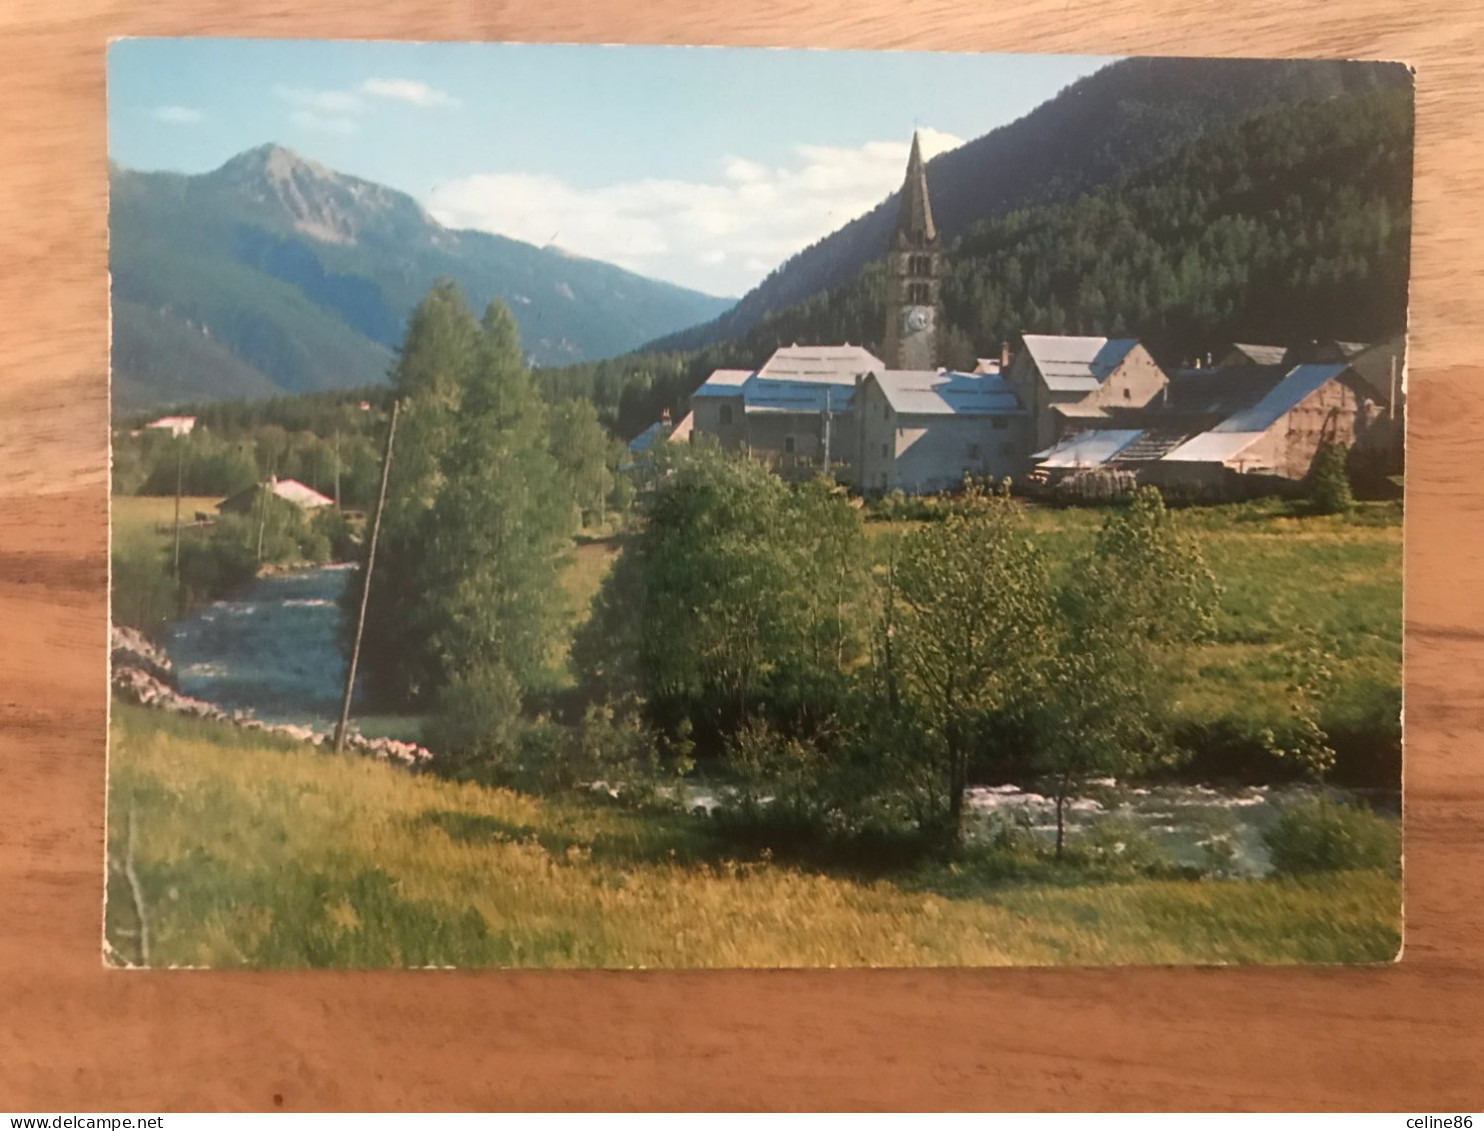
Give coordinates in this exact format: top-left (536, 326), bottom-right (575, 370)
top-left (105, 705), bottom-right (1401, 969)
top-left (111, 494), bottom-right (224, 548)
top-left (868, 499), bottom-right (1403, 743)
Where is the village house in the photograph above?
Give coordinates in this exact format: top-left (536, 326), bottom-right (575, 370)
top-left (143, 414), bottom-right (197, 437)
top-left (855, 369), bottom-right (1027, 494)
top-left (1004, 335), bottom-right (1170, 453)
top-left (217, 476), bottom-right (335, 516)
top-left (689, 345), bottom-right (881, 478)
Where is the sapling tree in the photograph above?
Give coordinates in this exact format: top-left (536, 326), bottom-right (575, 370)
top-left (1033, 487), bottom-right (1220, 856)
top-left (1309, 441), bottom-right (1355, 515)
top-left (890, 487), bottom-right (1052, 845)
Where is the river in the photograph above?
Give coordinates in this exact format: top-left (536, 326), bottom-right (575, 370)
top-left (163, 564), bottom-right (357, 728)
top-left (160, 563), bottom-right (1386, 876)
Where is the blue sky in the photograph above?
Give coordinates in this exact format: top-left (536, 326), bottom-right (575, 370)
top-left (109, 39), bottom-right (1114, 296)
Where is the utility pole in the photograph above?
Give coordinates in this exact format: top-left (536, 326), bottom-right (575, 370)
top-left (172, 437), bottom-right (184, 581)
top-left (333, 429), bottom-right (341, 511)
top-left (821, 387), bottom-right (832, 476)
top-left (334, 400), bottom-right (399, 753)
top-left (255, 473), bottom-right (269, 563)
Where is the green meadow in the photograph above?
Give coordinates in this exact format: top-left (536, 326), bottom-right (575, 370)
top-left (105, 705), bottom-right (1400, 969)
top-left (868, 498), bottom-right (1403, 777)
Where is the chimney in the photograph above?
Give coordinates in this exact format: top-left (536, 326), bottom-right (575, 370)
top-left (661, 407), bottom-right (672, 427)
top-left (1000, 340), bottom-right (1010, 370)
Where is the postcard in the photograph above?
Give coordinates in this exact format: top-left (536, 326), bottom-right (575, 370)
top-left (105, 39), bottom-right (1409, 968)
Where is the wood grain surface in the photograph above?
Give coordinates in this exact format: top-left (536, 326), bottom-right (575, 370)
top-left (2, 0), bottom-right (1482, 1112)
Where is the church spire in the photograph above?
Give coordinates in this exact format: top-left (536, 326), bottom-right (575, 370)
top-left (882, 132), bottom-right (941, 372)
top-left (893, 130), bottom-right (937, 245)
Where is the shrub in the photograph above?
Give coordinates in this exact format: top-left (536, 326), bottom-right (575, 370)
top-left (1309, 442), bottom-right (1355, 515)
top-left (566, 699), bottom-right (671, 805)
top-left (110, 541), bottom-right (178, 634)
top-left (176, 516), bottom-right (258, 604)
top-left (1263, 795), bottom-right (1400, 876)
top-left (424, 662), bottom-right (524, 766)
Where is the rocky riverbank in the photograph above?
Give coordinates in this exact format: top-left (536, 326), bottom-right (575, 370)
top-left (110, 624), bottom-right (435, 768)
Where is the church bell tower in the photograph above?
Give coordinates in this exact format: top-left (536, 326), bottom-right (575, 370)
top-left (882, 131), bottom-right (941, 371)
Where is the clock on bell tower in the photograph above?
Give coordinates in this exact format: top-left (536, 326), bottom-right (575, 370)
top-left (882, 131), bottom-right (940, 372)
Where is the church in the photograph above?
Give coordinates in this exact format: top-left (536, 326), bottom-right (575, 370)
top-left (688, 132), bottom-right (1029, 493)
top-left (679, 133), bottom-right (1401, 498)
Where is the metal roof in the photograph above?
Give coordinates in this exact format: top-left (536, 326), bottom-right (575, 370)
top-left (1051, 402), bottom-right (1111, 419)
top-left (691, 368), bottom-right (752, 398)
top-left (757, 344), bottom-right (884, 385)
top-left (744, 378), bottom-right (856, 414)
top-left (1164, 365), bottom-right (1288, 416)
top-left (1211, 363), bottom-right (1348, 433)
top-left (1160, 431), bottom-right (1264, 465)
top-left (269, 478), bottom-right (334, 509)
top-left (1225, 343), bottom-right (1287, 366)
top-left (218, 477), bottom-right (334, 514)
top-left (145, 415), bottom-right (197, 435)
top-left (1032, 430), bottom-right (1143, 469)
top-left (871, 370), bottom-right (1024, 416)
top-left (627, 421), bottom-right (667, 453)
top-left (1021, 335), bottom-right (1140, 392)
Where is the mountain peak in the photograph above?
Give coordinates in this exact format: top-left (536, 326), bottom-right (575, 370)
top-left (214, 143), bottom-right (330, 181)
top-left (211, 143), bottom-right (364, 245)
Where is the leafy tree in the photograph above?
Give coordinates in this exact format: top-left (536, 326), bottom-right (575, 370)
top-left (547, 398), bottom-right (621, 530)
top-left (574, 447), bottom-right (868, 745)
top-left (1032, 487), bottom-right (1220, 854)
top-left (356, 281), bottom-right (577, 738)
top-left (888, 488), bottom-right (1052, 844)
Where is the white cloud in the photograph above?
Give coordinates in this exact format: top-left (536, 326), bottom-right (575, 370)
top-left (426, 129), bottom-right (965, 296)
top-left (273, 85), bottom-right (364, 115)
top-left (150, 105), bottom-right (204, 125)
top-left (361, 78), bottom-right (460, 109)
top-left (273, 78), bottom-right (458, 137)
top-left (288, 109), bottom-right (360, 136)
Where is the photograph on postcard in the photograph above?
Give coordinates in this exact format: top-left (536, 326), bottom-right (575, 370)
top-left (105, 40), bottom-right (1410, 968)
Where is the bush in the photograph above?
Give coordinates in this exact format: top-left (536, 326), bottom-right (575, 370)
top-left (1263, 795), bottom-right (1399, 875)
top-left (176, 516), bottom-right (259, 604)
top-left (111, 541), bottom-right (178, 634)
top-left (424, 662), bottom-right (524, 766)
top-left (1309, 442), bottom-right (1355, 515)
top-left (869, 489), bottom-right (947, 523)
top-left (314, 508), bottom-right (359, 563)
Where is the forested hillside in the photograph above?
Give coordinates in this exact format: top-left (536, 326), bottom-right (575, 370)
top-left (648, 56), bottom-right (1410, 355)
top-left (546, 86), bottom-right (1413, 440)
top-left (109, 146), bottom-right (734, 410)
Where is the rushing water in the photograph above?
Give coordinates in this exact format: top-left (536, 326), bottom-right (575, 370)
top-left (162, 564), bottom-right (357, 727)
top-left (162, 563), bottom-right (1388, 876)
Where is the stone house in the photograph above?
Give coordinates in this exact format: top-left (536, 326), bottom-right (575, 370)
top-left (855, 370), bottom-right (1028, 494)
top-left (1005, 334), bottom-right (1170, 453)
top-left (689, 345), bottom-right (882, 478)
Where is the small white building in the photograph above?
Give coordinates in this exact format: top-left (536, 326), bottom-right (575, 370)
top-left (144, 415), bottom-right (197, 437)
top-left (217, 476), bottom-right (335, 516)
